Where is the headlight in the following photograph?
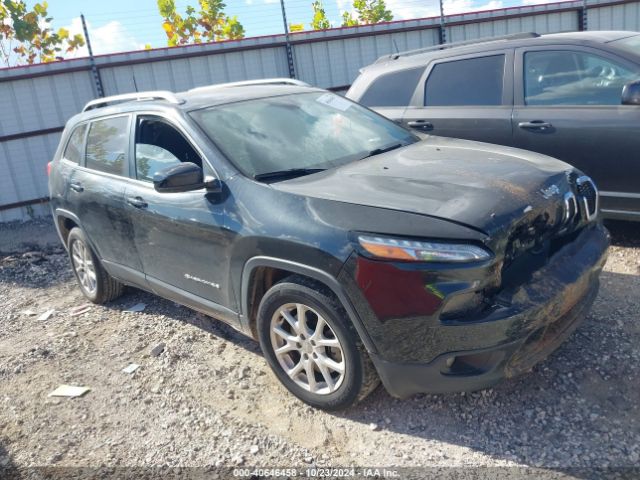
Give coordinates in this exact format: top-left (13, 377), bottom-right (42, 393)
top-left (358, 235), bottom-right (492, 263)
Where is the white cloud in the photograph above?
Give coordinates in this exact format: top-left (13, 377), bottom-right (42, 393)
top-left (445, 0), bottom-right (503, 15)
top-left (385, 0), bottom-right (440, 19)
top-left (381, 0), bottom-right (503, 20)
top-left (63, 17), bottom-right (146, 57)
top-left (336, 0), bottom-right (357, 18)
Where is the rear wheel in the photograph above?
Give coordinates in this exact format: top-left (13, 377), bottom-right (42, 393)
top-left (257, 275), bottom-right (379, 410)
top-left (67, 227), bottom-right (123, 304)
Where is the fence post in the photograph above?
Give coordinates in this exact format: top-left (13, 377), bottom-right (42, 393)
top-left (578, 0), bottom-right (588, 31)
top-left (81, 14), bottom-right (104, 97)
top-left (439, 0), bottom-right (447, 44)
top-left (279, 0), bottom-right (297, 78)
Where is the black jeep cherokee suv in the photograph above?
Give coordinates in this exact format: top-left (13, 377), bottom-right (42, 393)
top-left (49, 79), bottom-right (609, 410)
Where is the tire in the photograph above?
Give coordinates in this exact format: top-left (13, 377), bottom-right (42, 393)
top-left (257, 275), bottom-right (379, 410)
top-left (67, 227), bottom-right (124, 304)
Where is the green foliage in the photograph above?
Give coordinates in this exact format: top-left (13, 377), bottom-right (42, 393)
top-left (341, 0), bottom-right (393, 27)
top-left (0, 0), bottom-right (85, 66)
top-left (311, 1), bottom-right (331, 30)
top-left (157, 0), bottom-right (245, 47)
top-left (341, 11), bottom-right (358, 27)
top-left (289, 23), bottom-right (304, 32)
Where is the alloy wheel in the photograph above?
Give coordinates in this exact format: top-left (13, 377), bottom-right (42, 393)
top-left (270, 302), bottom-right (345, 395)
top-left (71, 240), bottom-right (97, 295)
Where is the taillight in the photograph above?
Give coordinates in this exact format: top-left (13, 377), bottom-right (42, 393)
top-left (47, 162), bottom-right (52, 176)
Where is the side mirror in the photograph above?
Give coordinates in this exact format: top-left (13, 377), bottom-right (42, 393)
top-left (622, 80), bottom-right (640, 105)
top-left (153, 162), bottom-right (204, 193)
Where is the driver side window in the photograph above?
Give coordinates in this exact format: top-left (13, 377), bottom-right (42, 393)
top-left (524, 50), bottom-right (638, 106)
top-left (135, 117), bottom-right (203, 182)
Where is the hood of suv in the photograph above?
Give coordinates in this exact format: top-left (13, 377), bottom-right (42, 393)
top-left (273, 137), bottom-right (575, 237)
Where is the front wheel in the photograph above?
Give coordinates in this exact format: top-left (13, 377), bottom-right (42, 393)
top-left (257, 275), bottom-right (379, 410)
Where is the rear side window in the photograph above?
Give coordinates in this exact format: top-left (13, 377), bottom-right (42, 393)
top-left (85, 116), bottom-right (130, 176)
top-left (135, 117), bottom-right (203, 182)
top-left (359, 67), bottom-right (424, 107)
top-left (62, 124), bottom-right (87, 164)
top-left (425, 55), bottom-right (505, 106)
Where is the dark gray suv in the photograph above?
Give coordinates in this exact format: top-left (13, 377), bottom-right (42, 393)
top-left (347, 31), bottom-right (640, 221)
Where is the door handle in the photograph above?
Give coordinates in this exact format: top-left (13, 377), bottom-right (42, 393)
top-left (126, 196), bottom-right (148, 209)
top-left (69, 182), bottom-right (84, 193)
top-left (407, 120), bottom-right (434, 131)
top-left (518, 120), bottom-right (552, 131)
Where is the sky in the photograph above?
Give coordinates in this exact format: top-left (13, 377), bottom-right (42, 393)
top-left (35, 0), bottom-right (558, 58)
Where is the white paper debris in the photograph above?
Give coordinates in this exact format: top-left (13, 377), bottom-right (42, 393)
top-left (69, 304), bottom-right (92, 317)
top-left (48, 385), bottom-right (90, 398)
top-left (316, 92), bottom-right (351, 111)
top-left (37, 309), bottom-right (55, 321)
top-left (122, 363), bottom-right (140, 374)
top-left (125, 303), bottom-right (146, 313)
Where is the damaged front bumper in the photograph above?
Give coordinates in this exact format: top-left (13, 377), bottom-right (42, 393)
top-left (366, 223), bottom-right (610, 398)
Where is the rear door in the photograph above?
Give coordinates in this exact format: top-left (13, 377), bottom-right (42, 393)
top-left (123, 113), bottom-right (237, 318)
top-left (355, 66), bottom-right (425, 122)
top-left (401, 49), bottom-right (514, 145)
top-left (67, 114), bottom-right (143, 274)
top-left (512, 45), bottom-right (640, 215)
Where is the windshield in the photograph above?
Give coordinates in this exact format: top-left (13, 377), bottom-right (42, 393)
top-left (190, 92), bottom-right (417, 179)
top-left (610, 34), bottom-right (640, 56)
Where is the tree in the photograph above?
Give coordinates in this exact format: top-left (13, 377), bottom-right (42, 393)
top-left (289, 23), bottom-right (304, 32)
top-left (311, 1), bottom-right (331, 30)
top-left (341, 0), bottom-right (393, 27)
top-left (341, 11), bottom-right (358, 27)
top-left (157, 0), bottom-right (244, 47)
top-left (0, 1), bottom-right (84, 67)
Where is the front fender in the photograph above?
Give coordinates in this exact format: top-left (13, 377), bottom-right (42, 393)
top-left (238, 255), bottom-right (377, 354)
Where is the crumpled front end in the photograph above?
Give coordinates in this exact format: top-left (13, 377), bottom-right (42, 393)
top-left (356, 222), bottom-right (608, 398)
top-left (338, 170), bottom-right (609, 398)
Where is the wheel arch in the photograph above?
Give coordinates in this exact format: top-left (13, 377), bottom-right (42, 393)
top-left (53, 209), bottom-right (103, 258)
top-left (240, 256), bottom-right (377, 354)
top-left (53, 209), bottom-right (84, 250)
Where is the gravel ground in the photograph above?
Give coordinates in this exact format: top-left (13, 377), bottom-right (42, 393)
top-left (0, 219), bottom-right (638, 479)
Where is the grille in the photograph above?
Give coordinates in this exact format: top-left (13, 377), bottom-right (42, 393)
top-left (576, 176), bottom-right (598, 221)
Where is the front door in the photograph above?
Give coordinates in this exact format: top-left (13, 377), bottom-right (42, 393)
top-left (512, 46), bottom-right (640, 215)
top-left (123, 114), bottom-right (237, 318)
top-left (402, 50), bottom-right (514, 146)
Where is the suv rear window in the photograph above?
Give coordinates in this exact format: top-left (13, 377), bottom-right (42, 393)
top-left (359, 67), bottom-right (424, 107)
top-left (62, 124), bottom-right (87, 164)
top-left (425, 55), bottom-right (505, 106)
top-left (85, 116), bottom-right (130, 176)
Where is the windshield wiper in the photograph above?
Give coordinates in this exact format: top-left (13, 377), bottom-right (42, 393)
top-left (254, 168), bottom-right (326, 182)
top-left (360, 142), bottom-right (405, 160)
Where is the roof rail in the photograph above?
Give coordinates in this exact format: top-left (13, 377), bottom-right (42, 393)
top-left (375, 32), bottom-right (540, 63)
top-left (82, 91), bottom-right (184, 112)
top-left (188, 77), bottom-right (310, 94)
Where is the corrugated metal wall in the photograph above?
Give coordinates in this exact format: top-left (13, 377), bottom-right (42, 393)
top-left (589, 1), bottom-right (640, 29)
top-left (1, 0), bottom-right (639, 222)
